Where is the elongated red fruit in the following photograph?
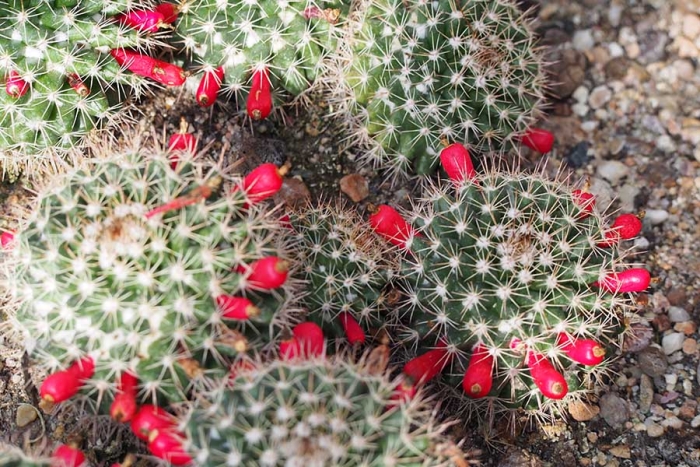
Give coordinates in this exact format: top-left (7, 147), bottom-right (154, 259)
top-left (168, 120), bottom-right (197, 169)
top-left (389, 380), bottom-right (418, 407)
top-left (440, 143), bottom-right (476, 183)
top-left (6, 70), bottom-right (28, 98)
top-left (557, 333), bottom-right (605, 366)
top-left (1, 231), bottom-right (15, 249)
top-left (67, 74), bottom-right (89, 96)
top-left (155, 3), bottom-right (178, 24)
top-left (572, 189), bottom-right (595, 217)
top-left (280, 322), bottom-right (325, 359)
top-left (593, 268), bottom-right (651, 293)
top-left (239, 256), bottom-right (288, 289)
top-left (197, 66), bottom-right (225, 107)
top-left (526, 351), bottom-right (568, 399)
top-left (148, 430), bottom-right (192, 466)
top-left (110, 371), bottom-right (139, 422)
top-left (338, 312), bottom-right (365, 344)
top-left (66, 356), bottom-right (95, 379)
top-left (110, 49), bottom-right (186, 86)
top-left (247, 67), bottom-right (272, 120)
top-left (131, 405), bottom-right (175, 441)
top-left (236, 163), bottom-right (285, 204)
top-left (216, 295), bottom-right (260, 320)
top-left (598, 213), bottom-right (643, 247)
top-left (115, 9), bottom-right (165, 33)
top-left (462, 343), bottom-right (494, 398)
top-left (41, 357), bottom-right (95, 403)
top-left (369, 205), bottom-right (415, 249)
top-left (520, 128), bottom-right (554, 153)
top-left (403, 344), bottom-right (451, 385)
top-left (51, 445), bottom-right (86, 467)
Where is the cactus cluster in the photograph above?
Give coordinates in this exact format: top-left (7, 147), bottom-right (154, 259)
top-left (290, 203), bottom-right (396, 344)
top-left (367, 143), bottom-right (648, 420)
top-left (0, 0), bottom-right (170, 177)
top-left (328, 0), bottom-right (548, 177)
top-left (4, 129), bottom-right (296, 414)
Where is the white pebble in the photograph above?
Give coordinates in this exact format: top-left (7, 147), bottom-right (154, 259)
top-left (581, 121), bottom-right (598, 132)
top-left (645, 419), bottom-right (665, 437)
top-left (572, 103), bottom-right (589, 117)
top-left (634, 237), bottom-right (650, 250)
top-left (662, 332), bottom-right (685, 355)
top-left (668, 306), bottom-right (691, 323)
top-left (662, 416), bottom-right (684, 430)
top-left (644, 209), bottom-right (669, 225)
top-left (608, 42), bottom-right (625, 58)
top-left (596, 160), bottom-right (629, 185)
top-left (665, 373), bottom-right (678, 391)
top-left (573, 29), bottom-right (595, 51)
top-left (572, 86), bottom-right (590, 103)
top-left (589, 85), bottom-right (612, 109)
top-left (691, 415), bottom-right (700, 428)
top-left (656, 135), bottom-right (676, 153)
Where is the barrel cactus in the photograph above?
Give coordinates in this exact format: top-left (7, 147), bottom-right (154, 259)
top-left (366, 143), bottom-right (649, 422)
top-left (3, 128), bottom-right (298, 418)
top-left (0, 0), bottom-right (184, 178)
top-left (290, 202), bottom-right (397, 345)
top-left (328, 0), bottom-right (549, 177)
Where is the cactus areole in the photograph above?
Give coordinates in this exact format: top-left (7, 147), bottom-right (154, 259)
top-left (371, 145), bottom-right (648, 416)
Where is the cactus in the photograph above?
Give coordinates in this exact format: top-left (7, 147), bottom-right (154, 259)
top-left (176, 349), bottom-right (474, 466)
top-left (0, 444), bottom-right (87, 467)
top-left (327, 0), bottom-right (548, 178)
top-left (0, 0), bottom-right (182, 178)
top-left (289, 202), bottom-right (397, 344)
top-left (368, 143), bottom-right (649, 421)
top-left (168, 0), bottom-right (349, 114)
top-left (3, 128), bottom-right (298, 414)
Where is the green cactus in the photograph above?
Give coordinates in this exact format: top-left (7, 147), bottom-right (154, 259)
top-left (0, 447), bottom-right (47, 467)
top-left (328, 0), bottom-right (547, 177)
top-left (4, 129), bottom-right (297, 410)
top-left (0, 0), bottom-right (163, 178)
top-left (170, 0), bottom-right (349, 110)
top-left (181, 353), bottom-right (473, 467)
top-left (366, 144), bottom-right (649, 422)
top-left (290, 202), bottom-right (396, 343)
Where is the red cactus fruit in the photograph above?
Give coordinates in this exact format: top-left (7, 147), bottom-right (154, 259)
top-left (389, 380), bottom-right (418, 407)
top-left (131, 404), bottom-right (175, 441)
top-left (6, 70), bottom-right (29, 98)
top-left (439, 143), bottom-right (476, 184)
top-left (238, 256), bottom-right (289, 290)
top-left (148, 430), bottom-right (192, 466)
top-left (196, 66), bottom-right (225, 107)
top-left (1, 231), bottom-right (15, 249)
top-left (556, 333), bottom-right (605, 366)
top-left (110, 371), bottom-right (139, 422)
top-left (51, 445), bottom-right (86, 467)
top-left (115, 9), bottom-right (166, 33)
top-left (572, 189), bottom-right (595, 217)
top-left (402, 344), bottom-right (451, 385)
top-left (246, 67), bottom-right (272, 120)
top-left (67, 74), bottom-right (89, 97)
top-left (155, 3), bottom-right (178, 24)
top-left (216, 295), bottom-right (260, 320)
top-left (167, 119), bottom-right (197, 169)
top-left (41, 357), bottom-right (95, 403)
top-left (368, 205), bottom-right (415, 249)
top-left (66, 356), bottom-right (95, 379)
top-left (593, 268), bottom-right (651, 293)
top-left (525, 351), bottom-right (568, 399)
top-left (235, 163), bottom-right (286, 204)
top-left (462, 343), bottom-right (494, 398)
top-left (520, 127), bottom-right (554, 153)
top-left (338, 312), bottom-right (365, 344)
top-left (229, 359), bottom-right (257, 381)
top-left (109, 49), bottom-right (186, 86)
top-left (280, 322), bottom-right (325, 360)
top-left (598, 213), bottom-right (643, 247)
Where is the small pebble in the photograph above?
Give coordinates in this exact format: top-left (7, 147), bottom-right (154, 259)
top-left (638, 346), bottom-right (668, 377)
top-left (599, 393), bottom-right (629, 428)
top-left (568, 399), bottom-right (600, 421)
top-left (675, 321), bottom-right (697, 335)
top-left (692, 415), bottom-right (700, 428)
top-left (662, 416), bottom-right (683, 430)
top-left (662, 332), bottom-right (685, 355)
top-left (609, 445), bottom-right (631, 459)
top-left (597, 160), bottom-right (629, 185)
top-left (682, 338), bottom-right (697, 355)
top-left (565, 141), bottom-right (590, 168)
top-left (339, 174), bottom-right (370, 203)
top-left (667, 306), bottom-right (690, 322)
top-left (645, 420), bottom-right (665, 437)
top-left (588, 85), bottom-right (612, 109)
top-left (573, 29), bottom-right (595, 51)
top-left (639, 374), bottom-right (654, 413)
top-left (16, 404), bottom-right (38, 428)
top-left (644, 209), bottom-right (669, 225)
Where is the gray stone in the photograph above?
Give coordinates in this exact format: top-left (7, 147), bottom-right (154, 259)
top-left (596, 160), bottom-right (629, 185)
top-left (639, 374), bottom-right (654, 413)
top-left (599, 393), bottom-right (629, 428)
top-left (662, 332), bottom-right (685, 355)
top-left (638, 346), bottom-right (668, 377)
top-left (644, 209), bottom-right (669, 225)
top-left (668, 306), bottom-right (691, 323)
top-left (572, 29), bottom-right (595, 51)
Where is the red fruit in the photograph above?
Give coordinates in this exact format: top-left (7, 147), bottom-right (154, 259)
top-left (51, 445), bottom-right (86, 467)
top-left (593, 268), bottom-right (651, 293)
top-left (279, 213), bottom-right (292, 229)
top-left (41, 357), bottom-right (94, 403)
top-left (115, 9), bottom-right (165, 33)
top-left (216, 295), bottom-right (260, 320)
top-left (236, 163), bottom-right (285, 204)
top-left (238, 256), bottom-right (288, 290)
top-left (110, 371), bottom-right (139, 422)
top-left (338, 312), bottom-right (365, 344)
top-left (598, 213), bottom-right (643, 247)
top-left (131, 405), bottom-right (175, 441)
top-left (197, 66), bottom-right (225, 107)
top-left (462, 343), bottom-right (494, 398)
top-left (557, 333), bottom-right (605, 366)
top-left (439, 143), bottom-right (476, 184)
top-left (525, 351), bottom-right (568, 399)
top-left (167, 120), bottom-right (197, 169)
top-left (389, 380), bottom-right (418, 407)
top-left (155, 3), bottom-right (178, 24)
top-left (66, 356), bottom-right (95, 379)
top-left (6, 70), bottom-right (29, 98)
top-left (67, 74), bottom-right (89, 97)
top-left (572, 189), bottom-right (595, 217)
top-left (520, 127), bottom-right (554, 153)
top-left (1, 231), bottom-right (15, 249)
top-left (247, 67), bottom-right (272, 120)
top-left (403, 344), bottom-right (451, 385)
top-left (110, 49), bottom-right (186, 86)
top-left (368, 205), bottom-right (415, 249)
top-left (229, 359), bottom-right (257, 381)
top-left (148, 430), bottom-right (192, 466)
top-left (280, 322), bottom-right (325, 360)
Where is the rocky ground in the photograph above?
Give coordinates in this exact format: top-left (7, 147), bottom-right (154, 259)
top-left (2, 0), bottom-right (700, 465)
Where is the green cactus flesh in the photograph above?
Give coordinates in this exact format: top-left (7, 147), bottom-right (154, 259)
top-left (398, 172), bottom-right (632, 415)
top-left (333, 0), bottom-right (546, 176)
top-left (184, 356), bottom-right (465, 466)
top-left (0, 0), bottom-right (157, 176)
top-left (9, 134), bottom-right (294, 406)
top-left (290, 203), bottom-right (396, 341)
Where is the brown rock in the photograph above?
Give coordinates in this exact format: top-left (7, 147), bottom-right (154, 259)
top-left (544, 48), bottom-right (587, 99)
top-left (651, 313), bottom-right (672, 332)
top-left (605, 57), bottom-right (632, 80)
top-left (568, 399), bottom-right (600, 421)
top-left (683, 338), bottom-right (698, 355)
top-left (609, 445), bottom-right (631, 459)
top-left (679, 399), bottom-right (698, 420)
top-left (16, 404), bottom-right (38, 427)
top-left (274, 177), bottom-right (311, 208)
top-left (674, 321), bottom-right (697, 335)
top-left (340, 173), bottom-right (369, 202)
top-left (667, 288), bottom-right (687, 306)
